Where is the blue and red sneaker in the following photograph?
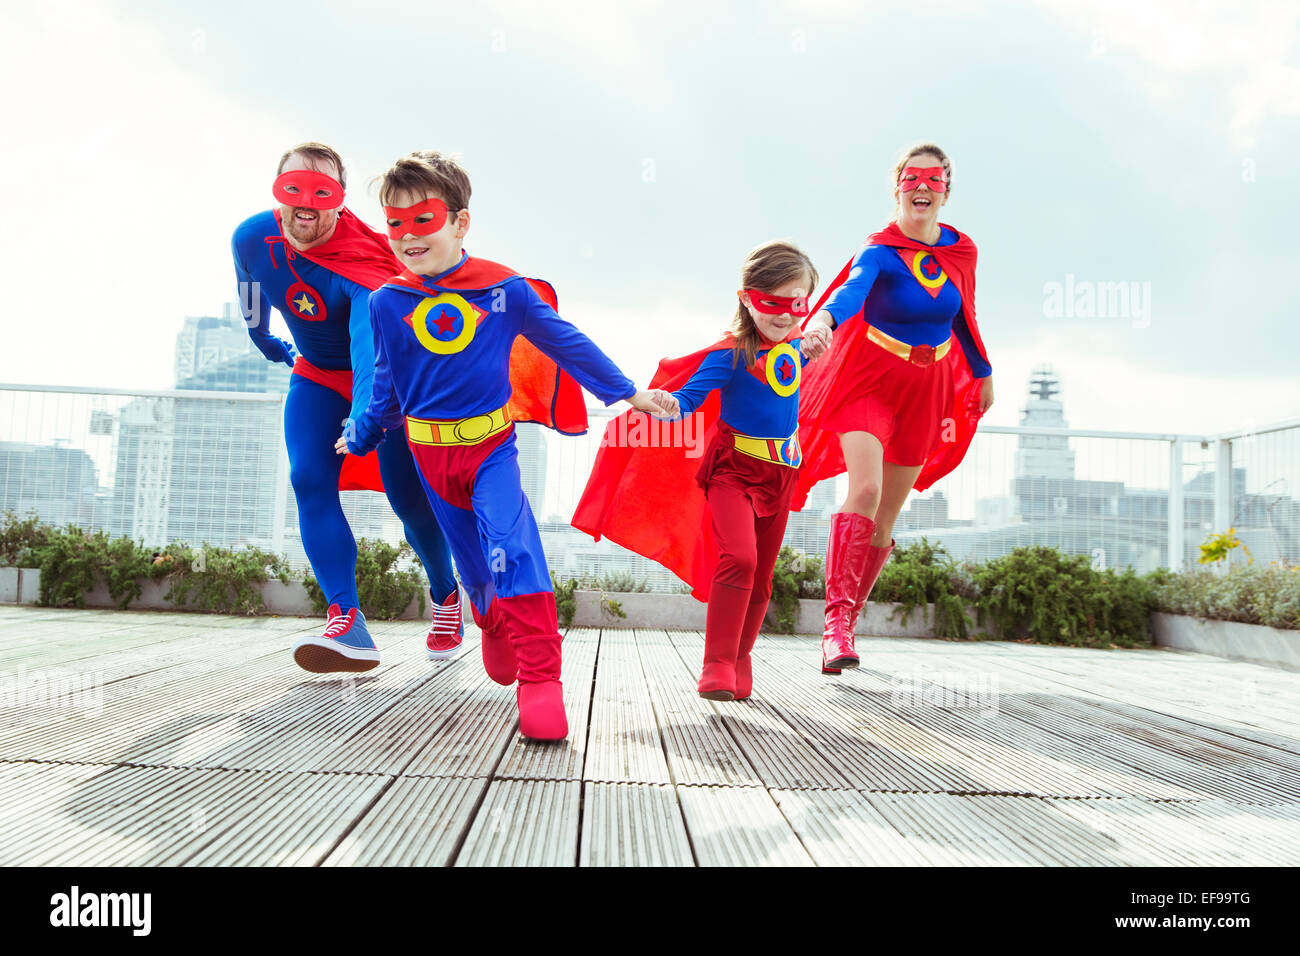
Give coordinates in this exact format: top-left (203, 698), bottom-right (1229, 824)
top-left (292, 604), bottom-right (381, 673)
top-left (426, 587), bottom-right (465, 660)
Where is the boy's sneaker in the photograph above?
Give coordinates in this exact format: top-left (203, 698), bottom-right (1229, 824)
top-left (292, 604), bottom-right (381, 673)
top-left (426, 587), bottom-right (465, 660)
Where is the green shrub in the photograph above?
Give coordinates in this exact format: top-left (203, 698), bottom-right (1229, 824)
top-left (33, 526), bottom-right (159, 609)
top-left (872, 539), bottom-right (974, 641)
top-left (970, 546), bottom-right (1155, 648)
top-left (551, 572), bottom-right (580, 628)
top-left (595, 570), bottom-right (650, 593)
top-left (160, 543), bottom-right (292, 615)
top-left (1153, 564), bottom-right (1300, 631)
top-left (0, 510), bottom-right (54, 567)
top-left (302, 538), bottom-right (426, 620)
top-left (766, 547), bottom-right (824, 633)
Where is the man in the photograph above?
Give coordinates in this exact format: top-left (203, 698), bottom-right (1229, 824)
top-left (232, 142), bottom-right (462, 672)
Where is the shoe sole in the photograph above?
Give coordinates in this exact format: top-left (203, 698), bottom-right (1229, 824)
top-left (292, 639), bottom-right (380, 673)
top-left (824, 657), bottom-right (859, 670)
top-left (698, 689), bottom-right (735, 701)
top-left (425, 640), bottom-right (466, 660)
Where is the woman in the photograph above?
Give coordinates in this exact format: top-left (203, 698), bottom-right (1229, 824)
top-left (797, 143), bottom-right (995, 674)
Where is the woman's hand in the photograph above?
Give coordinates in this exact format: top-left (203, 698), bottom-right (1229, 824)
top-left (629, 388), bottom-right (679, 420)
top-left (801, 322), bottom-right (833, 361)
top-left (977, 375), bottom-right (994, 415)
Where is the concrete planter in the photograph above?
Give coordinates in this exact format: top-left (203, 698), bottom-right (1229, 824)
top-left (1151, 611), bottom-right (1300, 670)
top-left (0, 568), bottom-right (18, 604)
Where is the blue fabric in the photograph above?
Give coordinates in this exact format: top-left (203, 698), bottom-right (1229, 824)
top-left (672, 339), bottom-right (807, 437)
top-left (232, 210), bottom-right (378, 422)
top-left (344, 410), bottom-right (386, 457)
top-left (820, 226), bottom-right (992, 378)
top-left (410, 431), bottom-right (551, 618)
top-left (284, 375), bottom-right (456, 610)
top-left (367, 262), bottom-right (635, 427)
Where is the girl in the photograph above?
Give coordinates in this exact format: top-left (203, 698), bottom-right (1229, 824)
top-left (574, 240), bottom-right (819, 700)
top-left (797, 143), bottom-right (995, 674)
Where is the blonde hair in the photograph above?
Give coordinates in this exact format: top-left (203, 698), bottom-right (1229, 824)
top-left (731, 240), bottom-right (819, 369)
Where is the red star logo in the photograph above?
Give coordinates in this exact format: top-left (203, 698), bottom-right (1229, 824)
top-left (921, 257), bottom-right (940, 279)
top-left (432, 308), bottom-right (457, 336)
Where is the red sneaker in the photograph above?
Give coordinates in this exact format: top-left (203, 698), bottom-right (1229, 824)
top-left (426, 587), bottom-right (465, 660)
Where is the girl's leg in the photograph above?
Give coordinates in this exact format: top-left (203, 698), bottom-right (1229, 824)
top-left (700, 483), bottom-right (760, 700)
top-left (838, 430), bottom-right (885, 518)
top-left (734, 503), bottom-right (792, 701)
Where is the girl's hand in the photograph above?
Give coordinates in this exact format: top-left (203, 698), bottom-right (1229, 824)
top-left (334, 435), bottom-right (349, 455)
top-left (801, 322), bottom-right (833, 361)
top-left (977, 375), bottom-right (994, 414)
top-left (629, 388), bottom-right (679, 420)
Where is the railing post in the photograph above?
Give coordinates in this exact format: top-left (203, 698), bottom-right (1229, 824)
top-left (271, 395), bottom-right (289, 558)
top-left (1214, 438), bottom-right (1233, 533)
top-left (1168, 439), bottom-right (1184, 570)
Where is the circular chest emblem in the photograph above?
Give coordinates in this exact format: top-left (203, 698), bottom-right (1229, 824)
top-left (286, 281), bottom-right (327, 322)
top-left (779, 433), bottom-right (802, 467)
top-left (908, 251), bottom-right (948, 290)
top-left (765, 342), bottom-right (801, 397)
top-left (411, 293), bottom-right (478, 354)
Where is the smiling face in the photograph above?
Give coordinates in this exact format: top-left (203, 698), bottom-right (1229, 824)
top-left (386, 188), bottom-right (469, 276)
top-left (894, 151), bottom-right (949, 233)
top-left (740, 272), bottom-right (812, 343)
top-left (278, 152), bottom-right (342, 250)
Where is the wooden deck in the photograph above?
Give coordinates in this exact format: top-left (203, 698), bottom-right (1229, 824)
top-left (2, 605), bottom-right (1299, 866)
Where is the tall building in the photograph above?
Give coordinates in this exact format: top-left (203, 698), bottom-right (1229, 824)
top-left (1014, 364), bottom-right (1076, 479)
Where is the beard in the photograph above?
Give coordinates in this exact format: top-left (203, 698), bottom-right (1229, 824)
top-left (284, 208), bottom-right (336, 245)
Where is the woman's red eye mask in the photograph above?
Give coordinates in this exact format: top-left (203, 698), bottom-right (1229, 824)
top-left (898, 166), bottom-right (948, 193)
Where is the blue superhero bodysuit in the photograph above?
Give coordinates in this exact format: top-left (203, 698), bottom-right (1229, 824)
top-left (820, 226), bottom-right (991, 377)
top-left (231, 210), bottom-right (456, 612)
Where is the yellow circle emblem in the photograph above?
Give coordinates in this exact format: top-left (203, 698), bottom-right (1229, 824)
top-left (765, 342), bottom-right (801, 397)
top-left (908, 250), bottom-right (948, 290)
top-left (411, 293), bottom-right (478, 354)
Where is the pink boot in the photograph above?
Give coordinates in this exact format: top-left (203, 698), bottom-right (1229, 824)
top-left (497, 592), bottom-right (568, 741)
top-left (472, 601), bottom-right (517, 686)
top-left (850, 539), bottom-right (895, 635)
top-left (821, 512), bottom-right (877, 673)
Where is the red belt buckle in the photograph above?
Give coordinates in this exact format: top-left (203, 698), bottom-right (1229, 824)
top-left (909, 343), bottom-right (935, 367)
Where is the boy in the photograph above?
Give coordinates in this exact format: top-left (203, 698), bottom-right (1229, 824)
top-left (340, 151), bottom-right (671, 740)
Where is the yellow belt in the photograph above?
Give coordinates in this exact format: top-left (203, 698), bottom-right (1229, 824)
top-left (867, 326), bottom-right (952, 366)
top-left (733, 430), bottom-right (802, 468)
top-left (406, 406), bottom-right (512, 446)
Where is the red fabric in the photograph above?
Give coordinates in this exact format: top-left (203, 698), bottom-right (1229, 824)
top-left (390, 257), bottom-right (588, 434)
top-left (793, 221), bottom-right (988, 509)
top-left (820, 333), bottom-right (956, 465)
top-left (572, 331), bottom-right (798, 601)
top-left (273, 208), bottom-right (399, 291)
top-left (291, 357), bottom-right (384, 492)
top-left (406, 426), bottom-right (514, 511)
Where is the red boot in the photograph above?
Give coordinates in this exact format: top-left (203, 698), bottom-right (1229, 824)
top-left (497, 592), bottom-right (568, 741)
top-left (850, 539), bottom-right (895, 635)
top-left (699, 581), bottom-right (749, 700)
top-left (472, 600), bottom-right (517, 686)
top-left (821, 512), bottom-right (876, 673)
top-left (733, 593), bottom-right (770, 701)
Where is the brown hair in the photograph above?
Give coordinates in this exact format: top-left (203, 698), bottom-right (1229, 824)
top-left (377, 150), bottom-right (472, 211)
top-left (731, 240), bottom-right (819, 369)
top-left (277, 142), bottom-right (347, 189)
top-left (893, 142), bottom-right (952, 199)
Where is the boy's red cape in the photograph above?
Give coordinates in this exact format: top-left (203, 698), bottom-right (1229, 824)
top-left (792, 221), bottom-right (989, 510)
top-left (572, 329), bottom-right (796, 601)
top-left (385, 256), bottom-right (587, 435)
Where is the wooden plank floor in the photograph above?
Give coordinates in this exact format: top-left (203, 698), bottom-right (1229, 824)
top-left (2, 605), bottom-right (1299, 866)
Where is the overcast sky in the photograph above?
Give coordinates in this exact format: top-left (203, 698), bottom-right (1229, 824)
top-left (2, 0), bottom-right (1297, 436)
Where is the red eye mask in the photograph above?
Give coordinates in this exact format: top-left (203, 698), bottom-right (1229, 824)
top-left (898, 166), bottom-right (948, 193)
top-left (383, 198), bottom-right (451, 239)
top-left (272, 170), bottom-right (345, 209)
top-left (743, 290), bottom-right (810, 318)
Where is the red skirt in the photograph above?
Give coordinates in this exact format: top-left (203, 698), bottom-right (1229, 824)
top-left (821, 335), bottom-right (956, 467)
top-left (695, 421), bottom-right (799, 517)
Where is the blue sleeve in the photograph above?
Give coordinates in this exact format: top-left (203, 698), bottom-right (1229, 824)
top-left (952, 306), bottom-right (992, 377)
top-left (232, 233), bottom-right (279, 353)
top-left (365, 297), bottom-right (404, 430)
top-left (821, 246), bottom-right (882, 328)
top-left (518, 282), bottom-right (637, 406)
top-left (344, 279), bottom-right (377, 422)
top-left (671, 350), bottom-right (737, 417)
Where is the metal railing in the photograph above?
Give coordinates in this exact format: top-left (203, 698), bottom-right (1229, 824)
top-left (2, 383), bottom-right (1297, 588)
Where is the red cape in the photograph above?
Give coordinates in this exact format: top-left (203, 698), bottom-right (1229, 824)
top-left (386, 256), bottom-right (587, 434)
top-left (273, 207), bottom-right (399, 493)
top-left (792, 221), bottom-right (989, 510)
top-left (572, 329), bottom-right (796, 600)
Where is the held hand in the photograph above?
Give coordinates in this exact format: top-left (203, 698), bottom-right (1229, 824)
top-left (801, 323), bottom-right (833, 361)
top-left (339, 412), bottom-right (385, 456)
top-left (977, 376), bottom-right (995, 415)
top-left (629, 388), bottom-right (679, 420)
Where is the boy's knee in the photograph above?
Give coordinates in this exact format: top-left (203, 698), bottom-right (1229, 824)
top-left (716, 549), bottom-right (759, 587)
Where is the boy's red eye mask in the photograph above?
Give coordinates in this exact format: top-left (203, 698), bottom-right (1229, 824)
top-left (743, 290), bottom-right (810, 317)
top-left (898, 166), bottom-right (948, 193)
top-left (384, 198), bottom-right (451, 239)
top-left (272, 170), bottom-right (345, 209)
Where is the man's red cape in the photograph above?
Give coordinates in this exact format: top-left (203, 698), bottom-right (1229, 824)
top-left (792, 222), bottom-right (989, 510)
top-left (572, 329), bottom-right (796, 601)
top-left (274, 207), bottom-right (397, 492)
top-left (385, 255), bottom-right (588, 434)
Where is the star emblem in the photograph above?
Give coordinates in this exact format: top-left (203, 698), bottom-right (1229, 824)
top-left (776, 356), bottom-right (795, 384)
top-left (921, 257), bottom-right (940, 279)
top-left (432, 308), bottom-right (457, 336)
top-left (294, 293), bottom-right (316, 315)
